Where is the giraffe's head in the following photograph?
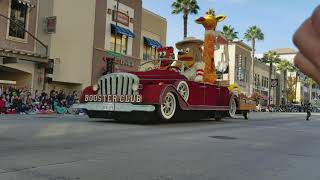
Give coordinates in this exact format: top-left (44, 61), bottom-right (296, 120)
top-left (195, 9), bottom-right (226, 30)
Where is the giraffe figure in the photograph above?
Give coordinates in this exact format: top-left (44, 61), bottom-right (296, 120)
top-left (196, 9), bottom-right (226, 84)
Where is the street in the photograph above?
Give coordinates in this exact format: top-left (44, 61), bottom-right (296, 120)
top-left (0, 113), bottom-right (320, 180)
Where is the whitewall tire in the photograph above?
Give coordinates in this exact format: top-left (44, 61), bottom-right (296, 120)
top-left (157, 92), bottom-right (177, 120)
top-left (229, 98), bottom-right (237, 118)
top-left (177, 81), bottom-right (189, 102)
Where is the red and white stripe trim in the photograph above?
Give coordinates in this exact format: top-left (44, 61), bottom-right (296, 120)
top-left (196, 69), bottom-right (204, 76)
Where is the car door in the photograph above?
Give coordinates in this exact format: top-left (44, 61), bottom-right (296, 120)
top-left (204, 84), bottom-right (221, 106)
top-left (187, 81), bottom-right (206, 105)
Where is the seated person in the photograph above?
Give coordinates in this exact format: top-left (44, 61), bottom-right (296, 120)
top-left (0, 96), bottom-right (6, 114)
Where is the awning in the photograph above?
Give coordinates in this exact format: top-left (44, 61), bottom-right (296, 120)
top-left (111, 24), bottom-right (135, 38)
top-left (18, 0), bottom-right (35, 8)
top-left (144, 37), bottom-right (162, 48)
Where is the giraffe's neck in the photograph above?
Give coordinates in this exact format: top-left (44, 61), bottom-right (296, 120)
top-left (203, 30), bottom-right (215, 56)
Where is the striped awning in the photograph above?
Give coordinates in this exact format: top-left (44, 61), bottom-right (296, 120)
top-left (18, 0), bottom-right (35, 8)
top-left (111, 24), bottom-right (135, 38)
top-left (144, 37), bottom-right (162, 48)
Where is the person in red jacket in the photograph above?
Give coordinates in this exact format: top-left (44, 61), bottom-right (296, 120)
top-left (0, 96), bottom-right (6, 114)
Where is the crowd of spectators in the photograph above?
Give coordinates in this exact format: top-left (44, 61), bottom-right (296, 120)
top-left (0, 87), bottom-right (79, 114)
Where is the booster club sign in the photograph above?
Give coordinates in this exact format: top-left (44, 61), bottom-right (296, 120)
top-left (85, 95), bottom-right (142, 103)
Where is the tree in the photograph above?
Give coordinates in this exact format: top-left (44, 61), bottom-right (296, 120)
top-left (171, 0), bottom-right (200, 38)
top-left (221, 25), bottom-right (238, 42)
top-left (261, 51), bottom-right (281, 105)
top-left (287, 63), bottom-right (299, 103)
top-left (244, 26), bottom-right (264, 95)
top-left (276, 60), bottom-right (292, 104)
top-left (301, 76), bottom-right (317, 103)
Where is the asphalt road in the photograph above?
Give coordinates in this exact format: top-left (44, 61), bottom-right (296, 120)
top-left (0, 112), bottom-right (320, 180)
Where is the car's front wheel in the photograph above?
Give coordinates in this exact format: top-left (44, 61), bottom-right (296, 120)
top-left (156, 92), bottom-right (177, 121)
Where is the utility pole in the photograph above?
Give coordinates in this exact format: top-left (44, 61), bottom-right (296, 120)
top-left (110, 0), bottom-right (120, 74)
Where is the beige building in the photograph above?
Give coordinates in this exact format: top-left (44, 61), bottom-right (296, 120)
top-left (0, 0), bottom-right (48, 92)
top-left (216, 40), bottom-right (283, 105)
top-left (139, 8), bottom-right (167, 71)
top-left (36, 0), bottom-right (167, 92)
top-left (253, 59), bottom-right (281, 106)
top-left (215, 40), bottom-right (252, 95)
top-left (272, 48), bottom-right (319, 104)
top-left (141, 8), bottom-right (167, 61)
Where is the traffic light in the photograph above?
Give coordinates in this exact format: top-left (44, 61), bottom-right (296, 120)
top-left (107, 58), bottom-right (114, 74)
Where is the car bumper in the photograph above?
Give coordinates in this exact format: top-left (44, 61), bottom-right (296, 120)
top-left (71, 102), bottom-right (155, 112)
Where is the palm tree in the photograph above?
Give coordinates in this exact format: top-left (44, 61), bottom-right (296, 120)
top-left (288, 64), bottom-right (301, 103)
top-left (277, 60), bottom-right (292, 104)
top-left (261, 51), bottom-right (281, 105)
top-left (171, 0), bottom-right (200, 38)
top-left (221, 25), bottom-right (238, 42)
top-left (244, 26), bottom-right (264, 95)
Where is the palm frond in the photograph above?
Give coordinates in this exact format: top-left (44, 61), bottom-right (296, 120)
top-left (244, 25), bottom-right (264, 41)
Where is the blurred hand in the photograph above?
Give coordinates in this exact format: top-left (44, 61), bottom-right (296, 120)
top-left (293, 6), bottom-right (320, 84)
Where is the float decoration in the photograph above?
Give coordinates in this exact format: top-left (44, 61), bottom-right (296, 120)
top-left (175, 37), bottom-right (205, 82)
top-left (157, 46), bottom-right (175, 69)
top-left (73, 8), bottom-right (257, 122)
top-left (196, 9), bottom-right (226, 84)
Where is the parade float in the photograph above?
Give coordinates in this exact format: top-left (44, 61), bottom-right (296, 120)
top-left (72, 9), bottom-right (256, 121)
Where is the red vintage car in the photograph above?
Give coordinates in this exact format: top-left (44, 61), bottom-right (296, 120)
top-left (73, 64), bottom-right (253, 122)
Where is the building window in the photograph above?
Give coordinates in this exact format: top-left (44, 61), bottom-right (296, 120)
top-left (236, 54), bottom-right (245, 81)
top-left (262, 76), bottom-right (266, 88)
top-left (254, 74), bottom-right (258, 87)
top-left (109, 33), bottom-right (128, 54)
top-left (254, 74), bottom-right (261, 88)
top-left (143, 45), bottom-right (158, 60)
top-left (9, 0), bottom-right (28, 40)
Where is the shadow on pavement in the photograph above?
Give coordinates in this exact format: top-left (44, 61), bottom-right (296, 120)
top-left (89, 118), bottom-right (235, 126)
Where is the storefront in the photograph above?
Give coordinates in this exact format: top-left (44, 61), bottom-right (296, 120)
top-left (91, 48), bottom-right (141, 84)
top-left (143, 37), bottom-right (162, 60)
top-left (0, 49), bottom-right (47, 91)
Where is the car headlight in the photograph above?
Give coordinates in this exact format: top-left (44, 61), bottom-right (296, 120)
top-left (92, 84), bottom-right (99, 91)
top-left (132, 83), bottom-right (139, 91)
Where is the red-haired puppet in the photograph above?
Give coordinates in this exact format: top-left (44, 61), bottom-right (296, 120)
top-left (157, 46), bottom-right (175, 69)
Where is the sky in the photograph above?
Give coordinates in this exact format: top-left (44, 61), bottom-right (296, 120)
top-left (143, 0), bottom-right (319, 54)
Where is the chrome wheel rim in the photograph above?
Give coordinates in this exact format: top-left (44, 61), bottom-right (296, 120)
top-left (160, 92), bottom-right (176, 120)
top-left (229, 98), bottom-right (237, 118)
top-left (177, 81), bottom-right (189, 101)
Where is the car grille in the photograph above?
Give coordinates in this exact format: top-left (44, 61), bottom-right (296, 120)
top-left (98, 73), bottom-right (139, 95)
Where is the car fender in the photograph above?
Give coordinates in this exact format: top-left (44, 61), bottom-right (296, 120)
top-left (159, 85), bottom-right (188, 110)
top-left (140, 84), bottom-right (188, 109)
